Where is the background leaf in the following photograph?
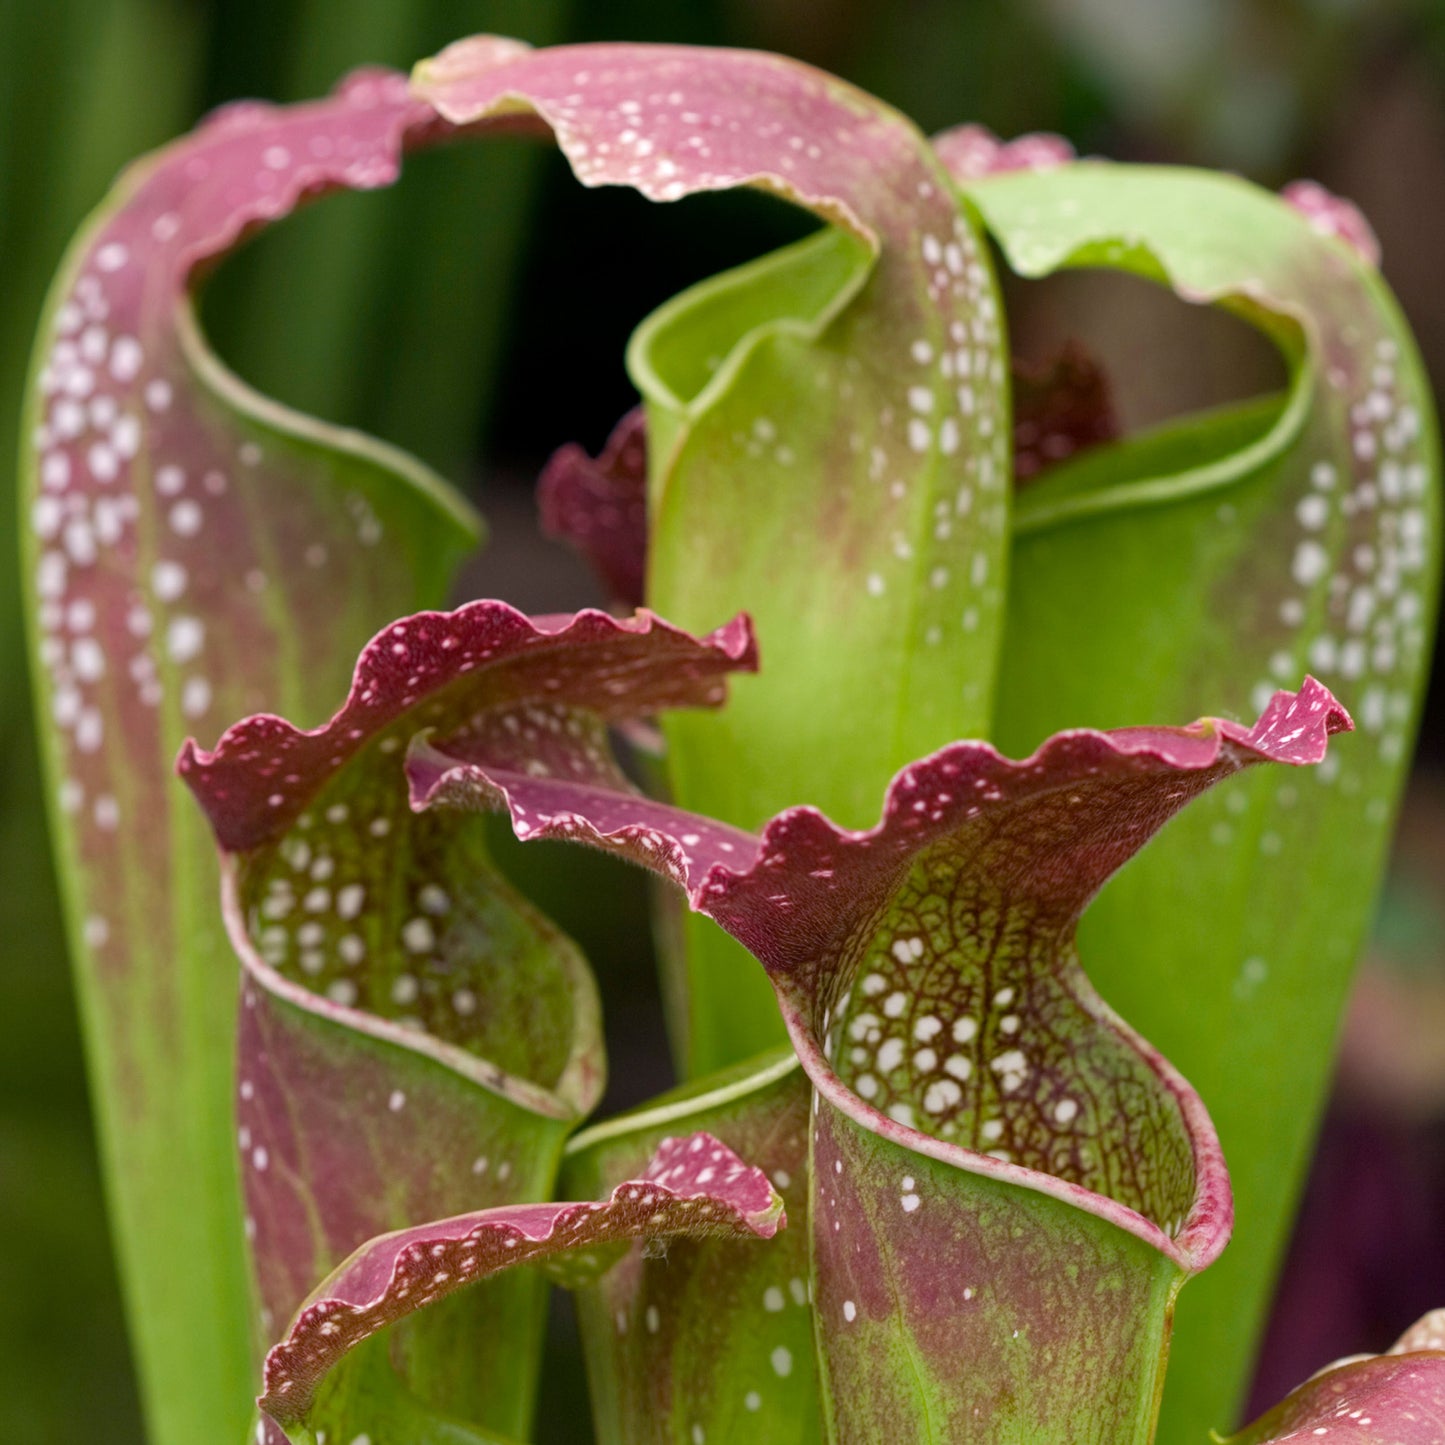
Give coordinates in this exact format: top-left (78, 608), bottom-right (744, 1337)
top-left (19, 77), bottom-right (479, 1445)
top-left (957, 160), bottom-right (1442, 1442)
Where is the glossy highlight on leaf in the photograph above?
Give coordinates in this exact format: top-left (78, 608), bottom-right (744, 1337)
top-left (20, 65), bottom-right (479, 1444)
top-left (259, 1132), bottom-right (784, 1430)
top-left (1226, 1310), bottom-right (1445, 1444)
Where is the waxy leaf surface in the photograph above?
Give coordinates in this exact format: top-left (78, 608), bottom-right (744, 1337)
top-left (1227, 1310), bottom-right (1445, 1444)
top-left (564, 1051), bottom-right (820, 1445)
top-left (19, 69), bottom-right (479, 1444)
top-left (405, 603), bottom-right (1349, 1441)
top-left (182, 602), bottom-right (755, 1435)
top-left (415, 38), bottom-right (1012, 1076)
top-left (258, 1132), bottom-right (783, 1433)
top-left (954, 157), bottom-right (1442, 1442)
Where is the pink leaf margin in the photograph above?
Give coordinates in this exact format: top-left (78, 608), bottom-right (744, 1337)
top-left (1281, 179), bottom-right (1382, 268)
top-left (931, 122), bottom-right (1076, 179)
top-left (179, 601), bottom-right (758, 854)
top-left (178, 601), bottom-right (755, 1112)
top-left (259, 1131), bottom-right (784, 1426)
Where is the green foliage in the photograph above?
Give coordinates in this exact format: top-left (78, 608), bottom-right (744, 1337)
top-left (15, 33), bottom-right (1441, 1445)
top-left (961, 163), bottom-right (1441, 1437)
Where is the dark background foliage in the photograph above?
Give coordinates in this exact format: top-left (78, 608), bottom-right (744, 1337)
top-left (1, 1), bottom-right (1442, 1439)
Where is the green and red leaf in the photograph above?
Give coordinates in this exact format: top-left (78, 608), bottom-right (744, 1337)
top-left (404, 601), bottom-right (1349, 1440)
top-left (951, 154), bottom-right (1441, 1440)
top-left (415, 38), bottom-right (1013, 1076)
top-left (1226, 1311), bottom-right (1445, 1444)
top-left (181, 602), bottom-right (755, 1433)
top-left (20, 69), bottom-right (479, 1442)
top-left (259, 1131), bottom-right (784, 1432)
top-left (564, 1051), bottom-right (820, 1445)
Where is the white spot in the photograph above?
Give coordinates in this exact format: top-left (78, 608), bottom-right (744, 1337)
top-left (64, 518), bottom-right (96, 565)
top-left (1292, 540), bottom-right (1329, 586)
top-left (75, 710), bottom-right (102, 752)
top-left (771, 1346), bottom-right (793, 1377)
top-left (843, 1299), bottom-right (857, 1322)
top-left (181, 677), bottom-right (211, 719)
top-left (109, 336), bottom-right (143, 381)
top-left (387, 1089), bottom-right (406, 1112)
top-left (71, 637), bottom-right (105, 681)
top-left (402, 917), bottom-right (435, 953)
top-left (419, 884), bottom-right (450, 914)
top-left (151, 560), bottom-right (187, 600)
top-left (165, 616), bottom-right (204, 663)
top-left (169, 499), bottom-right (202, 536)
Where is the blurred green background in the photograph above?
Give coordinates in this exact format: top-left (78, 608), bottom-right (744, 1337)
top-left (3, 1), bottom-right (1444, 1439)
